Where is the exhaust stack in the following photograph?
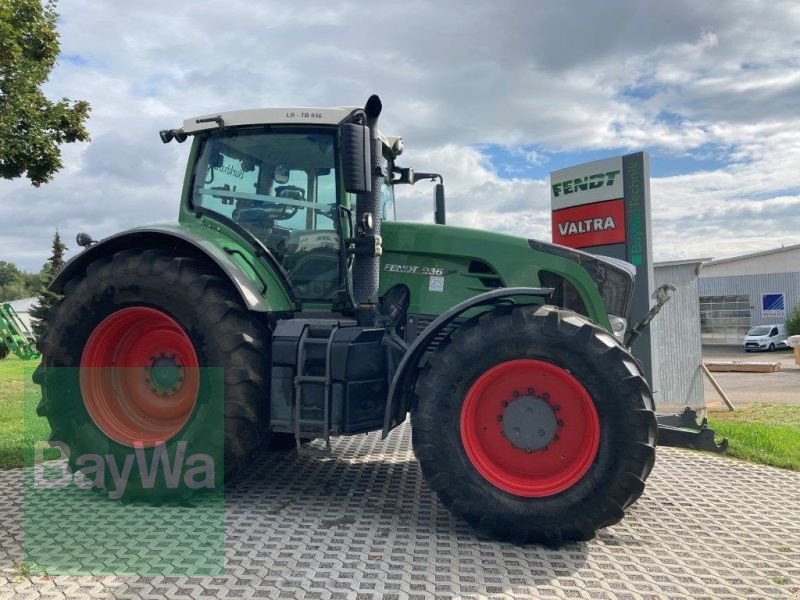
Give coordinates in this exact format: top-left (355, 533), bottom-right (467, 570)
top-left (352, 95), bottom-right (383, 323)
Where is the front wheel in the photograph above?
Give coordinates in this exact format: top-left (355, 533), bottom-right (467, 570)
top-left (0, 344), bottom-right (8, 360)
top-left (769, 343), bottom-right (776, 352)
top-left (411, 305), bottom-right (656, 546)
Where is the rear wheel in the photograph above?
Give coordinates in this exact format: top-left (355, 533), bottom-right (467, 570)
top-left (79, 307), bottom-right (201, 446)
top-left (412, 305), bottom-right (656, 545)
top-left (34, 249), bottom-right (272, 498)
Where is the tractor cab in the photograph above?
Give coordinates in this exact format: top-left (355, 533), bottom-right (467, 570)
top-left (171, 101), bottom-right (414, 311)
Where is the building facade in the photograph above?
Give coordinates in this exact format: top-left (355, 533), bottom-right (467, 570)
top-left (698, 244), bottom-right (800, 345)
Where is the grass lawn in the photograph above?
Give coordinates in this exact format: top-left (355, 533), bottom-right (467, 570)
top-left (0, 354), bottom-right (52, 469)
top-left (708, 404), bottom-right (800, 470)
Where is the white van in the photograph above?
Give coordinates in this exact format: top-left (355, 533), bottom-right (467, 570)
top-left (743, 324), bottom-right (788, 352)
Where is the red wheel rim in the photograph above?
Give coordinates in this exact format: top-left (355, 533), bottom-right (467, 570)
top-left (460, 359), bottom-right (600, 497)
top-left (80, 307), bottom-right (199, 447)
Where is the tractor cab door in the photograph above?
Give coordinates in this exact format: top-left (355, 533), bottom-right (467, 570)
top-left (191, 129), bottom-right (346, 304)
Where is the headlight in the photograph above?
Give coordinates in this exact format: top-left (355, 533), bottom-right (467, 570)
top-left (608, 315), bottom-right (627, 343)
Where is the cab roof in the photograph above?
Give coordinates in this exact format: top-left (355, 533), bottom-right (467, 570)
top-left (181, 106), bottom-right (402, 154)
top-left (183, 106), bottom-right (360, 133)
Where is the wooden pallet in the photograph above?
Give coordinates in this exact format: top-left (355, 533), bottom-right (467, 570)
top-left (704, 361), bottom-right (781, 373)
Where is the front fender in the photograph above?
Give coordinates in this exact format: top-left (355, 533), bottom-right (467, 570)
top-left (52, 225), bottom-right (292, 312)
top-left (382, 286), bottom-right (552, 437)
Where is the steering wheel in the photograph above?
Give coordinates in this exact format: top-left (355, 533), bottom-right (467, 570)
top-left (266, 203), bottom-right (299, 221)
top-left (286, 247), bottom-right (341, 299)
top-left (266, 185), bottom-right (308, 220)
top-left (238, 204), bottom-right (298, 222)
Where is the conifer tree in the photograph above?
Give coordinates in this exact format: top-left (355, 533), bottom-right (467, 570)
top-left (30, 230), bottom-right (67, 338)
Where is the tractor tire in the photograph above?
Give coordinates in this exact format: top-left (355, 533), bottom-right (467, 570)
top-left (411, 304), bottom-right (657, 546)
top-left (34, 249), bottom-right (271, 499)
top-left (0, 344), bottom-right (8, 360)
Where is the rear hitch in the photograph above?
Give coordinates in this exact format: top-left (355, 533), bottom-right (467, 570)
top-left (656, 407), bottom-right (728, 453)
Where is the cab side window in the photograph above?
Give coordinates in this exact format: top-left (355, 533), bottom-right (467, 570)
top-left (770, 327), bottom-right (779, 337)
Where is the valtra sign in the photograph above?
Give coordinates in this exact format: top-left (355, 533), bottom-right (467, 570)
top-left (552, 199), bottom-right (625, 247)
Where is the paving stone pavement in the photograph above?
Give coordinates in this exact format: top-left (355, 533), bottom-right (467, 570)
top-left (1, 423), bottom-right (799, 599)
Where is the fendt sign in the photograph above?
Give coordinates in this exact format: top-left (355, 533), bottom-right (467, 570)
top-left (551, 169), bottom-right (620, 198)
top-left (550, 153), bottom-right (656, 387)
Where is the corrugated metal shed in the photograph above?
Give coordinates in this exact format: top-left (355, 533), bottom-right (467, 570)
top-left (651, 261), bottom-right (705, 410)
top-left (699, 272), bottom-right (800, 326)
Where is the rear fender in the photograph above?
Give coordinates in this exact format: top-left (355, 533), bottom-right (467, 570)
top-left (382, 287), bottom-right (552, 437)
top-left (51, 225), bottom-right (289, 312)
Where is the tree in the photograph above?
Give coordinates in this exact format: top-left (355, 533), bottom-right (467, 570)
top-left (29, 230), bottom-right (66, 337)
top-left (0, 0), bottom-right (90, 186)
top-left (0, 261), bottom-right (44, 301)
top-left (787, 304), bottom-right (800, 337)
top-left (0, 261), bottom-right (23, 288)
top-left (0, 260), bottom-right (28, 301)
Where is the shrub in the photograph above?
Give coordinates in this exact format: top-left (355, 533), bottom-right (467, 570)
top-left (786, 304), bottom-right (800, 336)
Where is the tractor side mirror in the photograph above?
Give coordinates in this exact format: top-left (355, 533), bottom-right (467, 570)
top-left (434, 183), bottom-right (446, 225)
top-left (341, 123), bottom-right (372, 194)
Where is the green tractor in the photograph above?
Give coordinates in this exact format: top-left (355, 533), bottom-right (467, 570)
top-left (35, 95), bottom-right (656, 545)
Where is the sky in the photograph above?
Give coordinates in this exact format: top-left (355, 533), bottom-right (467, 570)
top-left (1, 0), bottom-right (799, 272)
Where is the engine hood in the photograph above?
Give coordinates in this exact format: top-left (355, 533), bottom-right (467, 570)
top-left (379, 221), bottom-right (626, 328)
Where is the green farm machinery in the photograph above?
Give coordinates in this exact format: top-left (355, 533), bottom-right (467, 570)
top-left (34, 95), bottom-right (658, 545)
top-left (0, 303), bottom-right (39, 361)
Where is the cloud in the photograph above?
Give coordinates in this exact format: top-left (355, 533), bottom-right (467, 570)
top-left (1, 0), bottom-right (799, 272)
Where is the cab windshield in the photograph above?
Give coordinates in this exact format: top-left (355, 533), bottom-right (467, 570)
top-left (191, 129), bottom-right (342, 302)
